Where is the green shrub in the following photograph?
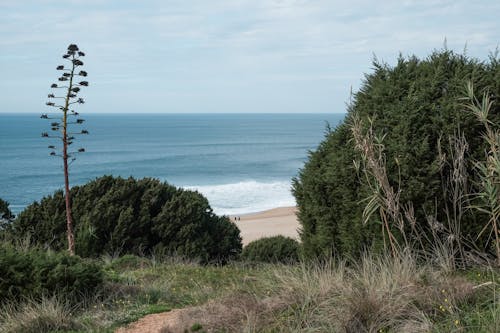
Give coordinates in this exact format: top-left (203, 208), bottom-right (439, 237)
top-left (241, 236), bottom-right (300, 263)
top-left (293, 50), bottom-right (500, 258)
top-left (0, 244), bottom-right (34, 301)
top-left (0, 198), bottom-right (14, 233)
top-left (10, 176), bottom-right (242, 262)
top-left (0, 198), bottom-right (13, 220)
top-left (0, 244), bottom-right (103, 302)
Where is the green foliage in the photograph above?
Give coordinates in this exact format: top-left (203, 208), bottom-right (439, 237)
top-left (0, 243), bottom-right (103, 303)
top-left (190, 323), bottom-right (205, 332)
top-left (241, 236), bottom-right (300, 263)
top-left (293, 50), bottom-right (500, 258)
top-left (0, 198), bottom-right (13, 220)
top-left (0, 198), bottom-right (14, 233)
top-left (105, 254), bottom-right (150, 271)
top-left (10, 176), bottom-right (242, 262)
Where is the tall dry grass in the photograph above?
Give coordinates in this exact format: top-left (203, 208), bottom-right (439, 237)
top-left (350, 115), bottom-right (406, 255)
top-left (267, 252), bottom-right (442, 333)
top-left (437, 130), bottom-right (471, 269)
top-left (160, 249), bottom-right (485, 333)
top-left (0, 296), bottom-right (79, 333)
top-left (463, 81), bottom-right (500, 266)
top-left (184, 251), bottom-right (485, 333)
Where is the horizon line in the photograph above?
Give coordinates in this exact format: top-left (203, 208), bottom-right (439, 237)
top-left (0, 112), bottom-right (347, 115)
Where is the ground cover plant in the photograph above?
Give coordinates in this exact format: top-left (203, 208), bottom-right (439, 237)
top-left (0, 242), bottom-right (103, 304)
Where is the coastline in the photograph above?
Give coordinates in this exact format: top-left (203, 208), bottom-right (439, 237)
top-left (230, 206), bottom-right (299, 246)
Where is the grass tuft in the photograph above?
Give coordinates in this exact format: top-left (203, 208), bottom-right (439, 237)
top-left (0, 296), bottom-right (79, 333)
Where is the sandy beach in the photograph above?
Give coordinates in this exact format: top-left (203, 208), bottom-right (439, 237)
top-left (230, 206), bottom-right (300, 245)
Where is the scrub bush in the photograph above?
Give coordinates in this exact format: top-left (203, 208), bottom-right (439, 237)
top-left (11, 176), bottom-right (242, 262)
top-left (0, 243), bottom-right (103, 302)
top-left (293, 50), bottom-right (499, 258)
top-left (242, 236), bottom-right (300, 263)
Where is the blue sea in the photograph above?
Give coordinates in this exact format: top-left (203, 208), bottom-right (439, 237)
top-left (0, 113), bottom-right (345, 215)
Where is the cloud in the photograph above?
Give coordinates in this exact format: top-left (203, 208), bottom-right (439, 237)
top-left (0, 0), bottom-right (498, 113)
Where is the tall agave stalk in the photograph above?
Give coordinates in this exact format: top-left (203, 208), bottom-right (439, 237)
top-left (41, 44), bottom-right (89, 255)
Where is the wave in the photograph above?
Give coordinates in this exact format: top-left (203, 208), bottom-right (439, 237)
top-left (8, 180), bottom-right (296, 216)
top-left (184, 180), bottom-right (296, 215)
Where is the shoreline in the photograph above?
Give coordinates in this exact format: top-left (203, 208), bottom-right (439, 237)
top-left (230, 206), bottom-right (300, 246)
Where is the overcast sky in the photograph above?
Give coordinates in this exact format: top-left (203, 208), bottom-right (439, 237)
top-left (0, 0), bottom-right (498, 114)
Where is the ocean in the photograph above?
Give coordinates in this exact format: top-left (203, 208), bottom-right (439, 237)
top-left (0, 113), bottom-right (345, 215)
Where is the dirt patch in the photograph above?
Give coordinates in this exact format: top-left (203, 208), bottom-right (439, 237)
top-left (115, 308), bottom-right (199, 333)
top-left (115, 294), bottom-right (288, 333)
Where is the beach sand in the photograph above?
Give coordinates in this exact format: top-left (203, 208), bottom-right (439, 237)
top-left (230, 206), bottom-right (300, 245)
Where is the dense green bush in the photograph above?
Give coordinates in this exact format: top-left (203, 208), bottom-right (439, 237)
top-left (241, 236), bottom-right (300, 263)
top-left (293, 50), bottom-right (500, 258)
top-left (0, 244), bottom-right (103, 302)
top-left (10, 176), bottom-right (241, 262)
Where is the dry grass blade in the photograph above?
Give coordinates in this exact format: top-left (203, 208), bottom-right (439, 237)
top-left (264, 252), bottom-right (467, 333)
top-left (350, 114), bottom-right (412, 255)
top-left (0, 296), bottom-right (79, 333)
top-left (464, 82), bottom-right (500, 266)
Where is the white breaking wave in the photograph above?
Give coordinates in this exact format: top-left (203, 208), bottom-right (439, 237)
top-left (185, 180), bottom-right (296, 215)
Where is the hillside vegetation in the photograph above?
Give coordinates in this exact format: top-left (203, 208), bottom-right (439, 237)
top-left (0, 250), bottom-right (499, 332)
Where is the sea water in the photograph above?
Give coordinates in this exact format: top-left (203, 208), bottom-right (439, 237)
top-left (0, 113), bottom-right (345, 215)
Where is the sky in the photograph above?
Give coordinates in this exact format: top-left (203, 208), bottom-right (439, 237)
top-left (0, 0), bottom-right (498, 114)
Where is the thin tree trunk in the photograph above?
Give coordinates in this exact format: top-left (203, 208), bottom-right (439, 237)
top-left (63, 140), bottom-right (75, 255)
top-left (63, 59), bottom-right (76, 256)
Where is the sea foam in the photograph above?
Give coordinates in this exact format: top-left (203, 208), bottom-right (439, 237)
top-left (185, 180), bottom-right (295, 215)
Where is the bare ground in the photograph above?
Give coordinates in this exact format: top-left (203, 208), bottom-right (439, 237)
top-left (114, 307), bottom-right (199, 333)
top-left (115, 294), bottom-right (287, 333)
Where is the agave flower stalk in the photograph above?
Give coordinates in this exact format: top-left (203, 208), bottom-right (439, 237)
top-left (41, 44), bottom-right (89, 255)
